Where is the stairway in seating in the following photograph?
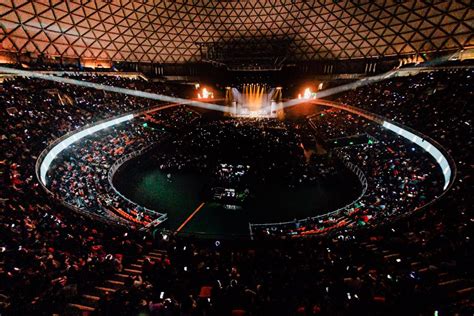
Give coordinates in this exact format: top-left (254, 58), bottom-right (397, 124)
top-left (64, 249), bottom-right (166, 315)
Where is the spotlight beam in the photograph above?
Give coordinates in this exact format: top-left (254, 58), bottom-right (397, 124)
top-left (0, 67), bottom-right (234, 113)
top-left (281, 70), bottom-right (396, 109)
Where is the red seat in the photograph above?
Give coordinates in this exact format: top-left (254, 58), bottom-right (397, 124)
top-left (199, 286), bottom-right (212, 298)
top-left (231, 309), bottom-right (246, 316)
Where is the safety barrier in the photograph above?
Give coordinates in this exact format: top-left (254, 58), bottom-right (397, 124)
top-left (35, 102), bottom-right (180, 227)
top-left (249, 99), bottom-right (456, 237)
top-left (107, 145), bottom-right (168, 227)
top-left (249, 151), bottom-right (368, 237)
top-left (313, 99), bottom-right (455, 190)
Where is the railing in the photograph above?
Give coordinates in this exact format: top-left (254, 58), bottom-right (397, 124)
top-left (34, 94), bottom-right (457, 236)
top-left (35, 102), bottom-right (181, 228)
top-left (249, 99), bottom-right (456, 237)
top-left (107, 145), bottom-right (168, 223)
top-left (315, 99), bottom-right (456, 190)
top-left (249, 151), bottom-right (369, 235)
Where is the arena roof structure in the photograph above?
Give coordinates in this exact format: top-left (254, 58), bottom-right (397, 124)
top-left (1, 0), bottom-right (472, 63)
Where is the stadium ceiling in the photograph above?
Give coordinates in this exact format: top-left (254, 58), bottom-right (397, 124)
top-left (1, 0), bottom-right (472, 63)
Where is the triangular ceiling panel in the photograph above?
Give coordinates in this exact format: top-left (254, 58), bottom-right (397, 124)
top-left (1, 0), bottom-right (471, 62)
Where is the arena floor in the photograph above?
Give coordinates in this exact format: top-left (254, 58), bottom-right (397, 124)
top-left (113, 134), bottom-right (362, 237)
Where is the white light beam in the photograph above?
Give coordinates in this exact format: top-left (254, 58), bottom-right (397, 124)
top-left (0, 67), bottom-right (234, 113)
top-left (281, 71), bottom-right (397, 109)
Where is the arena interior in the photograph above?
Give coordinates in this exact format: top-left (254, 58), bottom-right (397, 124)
top-left (0, 1), bottom-right (473, 315)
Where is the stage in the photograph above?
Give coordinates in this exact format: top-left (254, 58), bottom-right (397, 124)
top-left (226, 84), bottom-right (282, 118)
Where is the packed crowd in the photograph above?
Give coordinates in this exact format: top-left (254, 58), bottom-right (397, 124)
top-left (0, 68), bottom-right (472, 315)
top-left (335, 68), bottom-right (472, 244)
top-left (307, 110), bottom-right (372, 141)
top-left (47, 122), bottom-right (162, 225)
top-left (151, 118), bottom-right (341, 191)
top-left (335, 68), bottom-right (472, 196)
top-left (46, 104), bottom-right (203, 225)
top-left (84, 68), bottom-right (472, 315)
top-left (93, 209), bottom-right (472, 315)
top-left (0, 74), bottom-right (185, 313)
top-left (252, 107), bottom-right (443, 237)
